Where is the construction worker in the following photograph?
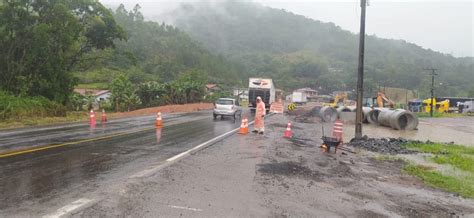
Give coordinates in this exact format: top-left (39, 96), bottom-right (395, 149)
top-left (253, 96), bottom-right (266, 134)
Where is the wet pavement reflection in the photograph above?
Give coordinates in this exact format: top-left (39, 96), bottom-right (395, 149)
top-left (0, 111), bottom-right (249, 213)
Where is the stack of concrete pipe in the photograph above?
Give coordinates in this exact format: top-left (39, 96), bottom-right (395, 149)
top-left (319, 105), bottom-right (418, 130)
top-left (318, 106), bottom-right (338, 122)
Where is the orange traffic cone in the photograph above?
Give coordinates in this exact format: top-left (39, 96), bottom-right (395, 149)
top-left (155, 112), bottom-right (163, 127)
top-left (89, 110), bottom-right (96, 125)
top-left (239, 117), bottom-right (249, 135)
top-left (332, 119), bottom-right (344, 143)
top-left (101, 109), bottom-right (107, 123)
top-left (283, 122), bottom-right (293, 138)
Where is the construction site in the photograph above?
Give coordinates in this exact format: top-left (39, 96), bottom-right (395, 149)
top-left (1, 0), bottom-right (473, 217)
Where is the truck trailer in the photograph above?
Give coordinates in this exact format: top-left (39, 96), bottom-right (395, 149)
top-left (248, 78), bottom-right (275, 110)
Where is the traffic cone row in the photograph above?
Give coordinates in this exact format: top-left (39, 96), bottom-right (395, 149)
top-left (89, 110), bottom-right (96, 126)
top-left (238, 117), bottom-right (249, 135)
top-left (101, 109), bottom-right (107, 123)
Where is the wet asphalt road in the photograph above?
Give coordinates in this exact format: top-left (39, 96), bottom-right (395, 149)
top-left (0, 111), bottom-right (249, 215)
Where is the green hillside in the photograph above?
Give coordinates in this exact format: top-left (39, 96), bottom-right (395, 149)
top-left (76, 4), bottom-right (241, 87)
top-left (162, 1), bottom-right (474, 97)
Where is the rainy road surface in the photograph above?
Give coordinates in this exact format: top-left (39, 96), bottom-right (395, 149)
top-left (0, 111), bottom-right (248, 216)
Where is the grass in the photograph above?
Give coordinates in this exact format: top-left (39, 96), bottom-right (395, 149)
top-left (404, 142), bottom-right (474, 173)
top-left (416, 112), bottom-right (464, 118)
top-left (392, 142), bottom-right (474, 198)
top-left (0, 112), bottom-right (87, 129)
top-left (404, 164), bottom-right (474, 199)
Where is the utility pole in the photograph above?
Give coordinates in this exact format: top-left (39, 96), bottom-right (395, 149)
top-left (355, 0), bottom-right (367, 139)
top-left (424, 68), bottom-right (437, 117)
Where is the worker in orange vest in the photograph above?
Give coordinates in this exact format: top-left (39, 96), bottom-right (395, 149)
top-left (253, 96), bottom-right (266, 134)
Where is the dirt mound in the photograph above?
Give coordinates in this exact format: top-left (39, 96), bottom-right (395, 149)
top-left (348, 136), bottom-right (416, 155)
top-left (116, 103), bottom-right (213, 117)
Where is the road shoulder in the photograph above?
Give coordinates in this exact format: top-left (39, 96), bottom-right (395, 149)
top-left (76, 113), bottom-right (474, 217)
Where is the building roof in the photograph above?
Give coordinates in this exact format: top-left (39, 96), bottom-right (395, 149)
top-left (296, 87), bottom-right (317, 92)
top-left (74, 89), bottom-right (110, 97)
top-left (206, 84), bottom-right (218, 89)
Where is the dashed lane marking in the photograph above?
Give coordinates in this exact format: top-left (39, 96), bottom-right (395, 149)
top-left (168, 205), bottom-right (203, 212)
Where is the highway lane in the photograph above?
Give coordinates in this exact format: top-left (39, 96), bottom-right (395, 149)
top-left (0, 111), bottom-right (249, 216)
top-left (0, 112), bottom-right (195, 153)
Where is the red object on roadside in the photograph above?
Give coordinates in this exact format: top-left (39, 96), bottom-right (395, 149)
top-left (283, 122), bottom-right (293, 138)
top-left (156, 112), bottom-right (163, 127)
top-left (101, 109), bottom-right (107, 123)
top-left (89, 110), bottom-right (96, 125)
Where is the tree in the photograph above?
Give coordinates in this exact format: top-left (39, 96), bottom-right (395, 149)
top-left (110, 74), bottom-right (134, 111)
top-left (0, 0), bottom-right (125, 103)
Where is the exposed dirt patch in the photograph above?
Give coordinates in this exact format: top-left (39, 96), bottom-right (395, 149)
top-left (116, 103), bottom-right (213, 117)
top-left (255, 112), bottom-right (474, 217)
top-left (257, 161), bottom-right (324, 182)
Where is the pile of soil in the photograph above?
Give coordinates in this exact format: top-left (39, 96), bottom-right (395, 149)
top-left (117, 103), bottom-right (213, 117)
top-left (348, 135), bottom-right (416, 154)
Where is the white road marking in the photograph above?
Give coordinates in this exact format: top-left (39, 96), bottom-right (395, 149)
top-left (166, 120), bottom-right (255, 163)
top-left (166, 151), bottom-right (190, 162)
top-left (130, 120), bottom-right (256, 178)
top-left (168, 205), bottom-right (203, 212)
top-left (43, 198), bottom-right (93, 218)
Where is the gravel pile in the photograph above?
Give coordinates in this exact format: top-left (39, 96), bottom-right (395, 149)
top-left (348, 135), bottom-right (416, 154)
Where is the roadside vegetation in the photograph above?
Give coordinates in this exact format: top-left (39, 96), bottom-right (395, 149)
top-left (400, 142), bottom-right (474, 199)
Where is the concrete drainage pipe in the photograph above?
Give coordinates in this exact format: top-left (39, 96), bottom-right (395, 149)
top-left (319, 106), bottom-right (338, 122)
top-left (377, 109), bottom-right (418, 130)
top-left (362, 107), bottom-right (374, 123)
top-left (337, 106), bottom-right (352, 113)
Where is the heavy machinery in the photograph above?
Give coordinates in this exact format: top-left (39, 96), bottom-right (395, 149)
top-left (323, 93), bottom-right (349, 107)
top-left (376, 92), bottom-right (395, 108)
top-left (422, 98), bottom-right (450, 113)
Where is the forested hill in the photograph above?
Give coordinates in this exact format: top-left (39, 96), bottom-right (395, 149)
top-left (159, 1), bottom-right (474, 97)
top-left (79, 4), bottom-right (240, 87)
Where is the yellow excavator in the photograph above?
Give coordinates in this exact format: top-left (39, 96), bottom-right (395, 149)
top-left (423, 98), bottom-right (449, 113)
top-left (323, 93), bottom-right (349, 107)
top-left (376, 92), bottom-right (395, 108)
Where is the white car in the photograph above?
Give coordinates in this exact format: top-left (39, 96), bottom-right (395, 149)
top-left (213, 98), bottom-right (242, 119)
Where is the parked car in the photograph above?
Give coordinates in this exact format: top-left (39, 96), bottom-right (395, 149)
top-left (213, 98), bottom-right (242, 119)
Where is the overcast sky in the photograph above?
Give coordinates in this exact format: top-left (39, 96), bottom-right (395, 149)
top-left (100, 0), bottom-right (474, 57)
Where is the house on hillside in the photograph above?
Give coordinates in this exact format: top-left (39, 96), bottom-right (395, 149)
top-left (205, 84), bottom-right (221, 95)
top-left (295, 87), bottom-right (318, 97)
top-left (74, 89), bottom-right (111, 102)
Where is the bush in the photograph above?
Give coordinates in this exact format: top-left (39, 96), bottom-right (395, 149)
top-left (0, 91), bottom-right (66, 120)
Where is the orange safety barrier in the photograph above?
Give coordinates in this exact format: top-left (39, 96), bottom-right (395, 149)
top-left (332, 119), bottom-right (344, 143)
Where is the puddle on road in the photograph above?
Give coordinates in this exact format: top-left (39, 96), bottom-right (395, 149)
top-left (343, 117), bottom-right (474, 147)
